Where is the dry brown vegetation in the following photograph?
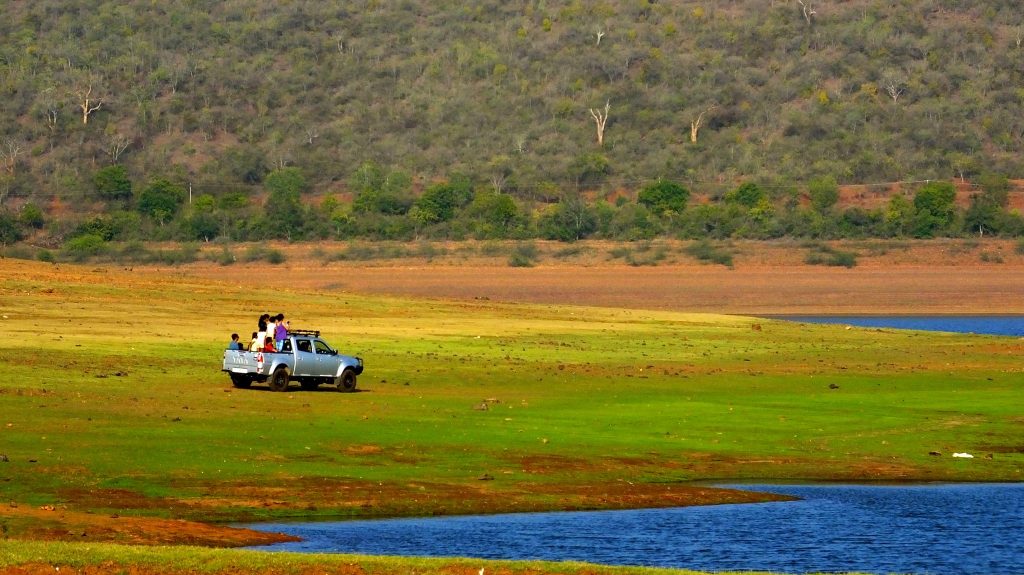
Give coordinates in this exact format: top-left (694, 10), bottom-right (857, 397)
top-left (176, 239), bottom-right (1024, 314)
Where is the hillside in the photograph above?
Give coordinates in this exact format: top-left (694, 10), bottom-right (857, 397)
top-left (1, 1), bottom-right (1023, 246)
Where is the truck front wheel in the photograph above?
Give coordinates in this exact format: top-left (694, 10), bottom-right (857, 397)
top-left (269, 367), bottom-right (290, 392)
top-left (336, 369), bottom-right (357, 392)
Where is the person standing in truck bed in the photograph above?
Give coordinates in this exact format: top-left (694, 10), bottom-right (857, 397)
top-left (274, 313), bottom-right (288, 350)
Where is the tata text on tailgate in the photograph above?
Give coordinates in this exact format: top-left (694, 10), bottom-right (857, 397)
top-left (222, 330), bottom-right (364, 392)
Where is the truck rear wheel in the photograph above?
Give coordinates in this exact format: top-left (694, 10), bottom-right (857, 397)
top-left (269, 367), bottom-right (290, 392)
top-left (230, 373), bottom-right (252, 389)
top-left (336, 368), bottom-right (357, 392)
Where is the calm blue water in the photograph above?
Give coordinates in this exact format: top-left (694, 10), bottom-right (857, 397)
top-left (245, 483), bottom-right (1024, 575)
top-left (776, 315), bottom-right (1024, 336)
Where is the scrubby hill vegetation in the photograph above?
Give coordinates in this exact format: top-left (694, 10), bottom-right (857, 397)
top-left (1, 0), bottom-right (1024, 248)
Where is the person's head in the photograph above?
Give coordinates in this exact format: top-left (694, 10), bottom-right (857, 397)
top-left (251, 331), bottom-right (258, 339)
top-left (265, 336), bottom-right (274, 344)
top-left (276, 313), bottom-right (285, 321)
top-left (231, 333), bottom-right (239, 342)
top-left (260, 313), bottom-right (270, 322)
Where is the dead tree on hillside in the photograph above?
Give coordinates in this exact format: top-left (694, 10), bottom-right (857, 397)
top-left (690, 105), bottom-right (717, 144)
top-left (797, 0), bottom-right (816, 25)
top-left (75, 83), bottom-right (103, 125)
top-left (105, 134), bottom-right (131, 163)
top-left (882, 72), bottom-right (906, 103)
top-left (1, 138), bottom-right (21, 175)
top-left (589, 100), bottom-right (610, 147)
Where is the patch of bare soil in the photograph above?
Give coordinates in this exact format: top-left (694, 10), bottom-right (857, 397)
top-left (0, 504), bottom-right (296, 547)
top-left (164, 239), bottom-right (1024, 314)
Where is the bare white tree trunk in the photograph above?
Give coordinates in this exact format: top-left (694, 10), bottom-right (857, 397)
top-left (513, 134), bottom-right (526, 154)
top-left (882, 73), bottom-right (905, 103)
top-left (1, 138), bottom-right (22, 175)
top-left (106, 134), bottom-right (131, 163)
top-left (589, 100), bottom-right (610, 146)
top-left (797, 0), bottom-right (816, 25)
top-left (690, 106), bottom-right (717, 144)
top-left (76, 84), bottom-right (103, 124)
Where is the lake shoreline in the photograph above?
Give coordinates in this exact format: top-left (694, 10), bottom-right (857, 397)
top-left (239, 483), bottom-right (1024, 574)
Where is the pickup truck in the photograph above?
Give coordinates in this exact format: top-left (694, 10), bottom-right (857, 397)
top-left (222, 330), bottom-right (364, 392)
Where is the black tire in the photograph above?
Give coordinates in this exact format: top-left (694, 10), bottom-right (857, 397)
top-left (335, 369), bottom-right (357, 392)
top-left (300, 380), bottom-right (319, 391)
top-left (268, 367), bottom-right (290, 392)
top-left (230, 373), bottom-right (252, 389)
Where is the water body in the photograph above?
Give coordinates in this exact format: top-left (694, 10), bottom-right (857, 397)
top-left (774, 315), bottom-right (1024, 336)
top-left (245, 483), bottom-right (1024, 575)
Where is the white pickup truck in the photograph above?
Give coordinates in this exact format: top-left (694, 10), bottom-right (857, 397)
top-left (222, 330), bottom-right (364, 392)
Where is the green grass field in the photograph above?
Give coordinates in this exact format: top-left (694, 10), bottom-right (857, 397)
top-left (1, 260), bottom-right (1021, 573)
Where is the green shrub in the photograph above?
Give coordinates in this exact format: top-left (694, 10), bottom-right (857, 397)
top-left (62, 234), bottom-right (108, 262)
top-left (478, 242), bottom-right (506, 257)
top-left (608, 246), bottom-right (633, 260)
top-left (415, 242), bottom-right (447, 260)
top-left (37, 249), bottom-right (55, 263)
top-left (508, 242), bottom-right (538, 267)
top-left (1, 245), bottom-right (35, 260)
top-left (149, 244), bottom-right (199, 265)
top-left (242, 244), bottom-right (288, 263)
top-left (805, 244), bottom-right (857, 268)
top-left (626, 247), bottom-right (668, 267)
top-left (552, 245), bottom-right (593, 259)
top-left (265, 249), bottom-right (286, 264)
top-left (979, 251), bottom-right (1003, 263)
top-left (214, 246), bottom-right (237, 266)
top-left (683, 240), bottom-right (734, 267)
top-left (116, 241), bottom-right (152, 262)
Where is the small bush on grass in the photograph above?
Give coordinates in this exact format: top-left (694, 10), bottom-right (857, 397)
top-left (415, 242), bottom-right (447, 261)
top-left (265, 249), bottom-right (286, 264)
top-left (479, 241), bottom-right (506, 257)
top-left (508, 242), bottom-right (538, 267)
top-left (854, 240), bottom-right (911, 257)
top-left (626, 247), bottom-right (668, 267)
top-left (683, 240), bottom-right (734, 267)
top-left (242, 245), bottom-right (286, 264)
top-left (330, 243), bottom-right (409, 261)
top-left (213, 246), bottom-right (237, 266)
top-left (608, 246), bottom-right (632, 260)
top-left (62, 234), bottom-right (108, 262)
top-left (552, 245), bottom-right (593, 259)
top-left (149, 243), bottom-right (200, 265)
top-left (980, 251), bottom-right (1003, 263)
top-left (805, 244), bottom-right (857, 268)
top-left (0, 245), bottom-right (36, 260)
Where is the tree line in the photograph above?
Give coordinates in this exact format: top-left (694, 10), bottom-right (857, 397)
top-left (1, 164), bottom-right (1019, 252)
